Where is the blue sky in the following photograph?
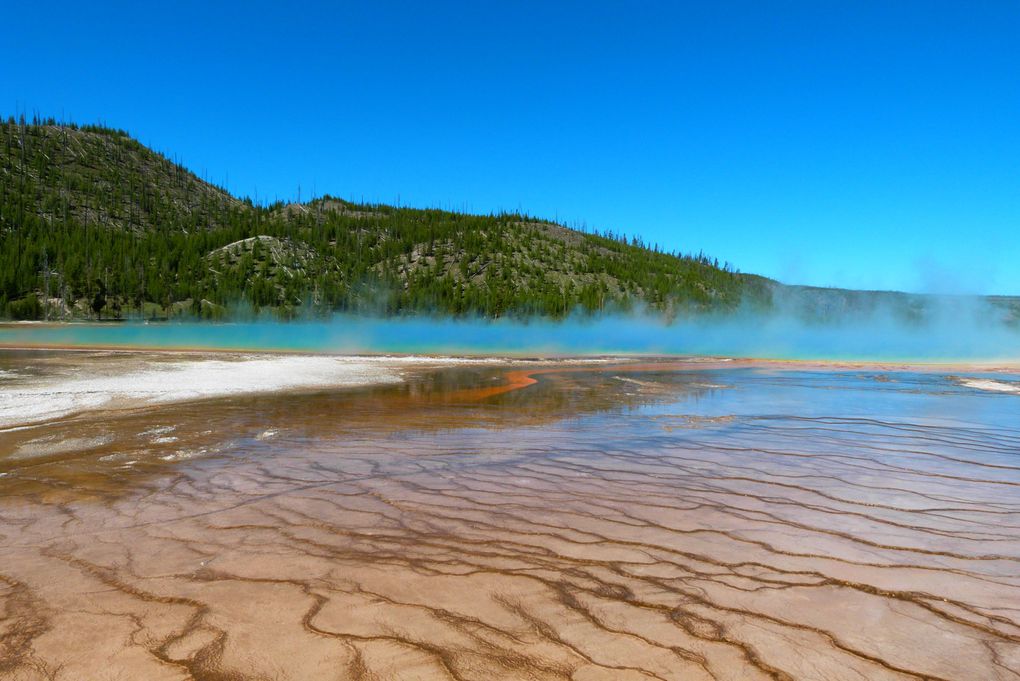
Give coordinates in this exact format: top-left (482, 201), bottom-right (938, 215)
top-left (4, 1), bottom-right (1018, 294)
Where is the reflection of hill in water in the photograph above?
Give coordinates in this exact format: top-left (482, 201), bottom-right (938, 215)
top-left (0, 359), bottom-right (722, 501)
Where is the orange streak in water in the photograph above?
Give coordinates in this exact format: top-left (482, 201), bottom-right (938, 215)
top-left (445, 369), bottom-right (544, 402)
top-left (446, 361), bottom-right (742, 403)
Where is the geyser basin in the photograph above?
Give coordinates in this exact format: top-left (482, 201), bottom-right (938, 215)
top-left (0, 353), bottom-right (1018, 680)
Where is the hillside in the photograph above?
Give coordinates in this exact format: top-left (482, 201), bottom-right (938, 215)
top-left (0, 117), bottom-right (771, 320)
top-left (1, 117), bottom-right (1018, 326)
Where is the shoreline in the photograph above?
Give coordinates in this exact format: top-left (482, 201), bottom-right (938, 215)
top-left (3, 346), bottom-right (1017, 429)
top-left (2, 341), bottom-right (1019, 373)
top-left (0, 352), bottom-right (616, 432)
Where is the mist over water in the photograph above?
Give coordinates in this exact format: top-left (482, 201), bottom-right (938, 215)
top-left (1, 297), bottom-right (1018, 361)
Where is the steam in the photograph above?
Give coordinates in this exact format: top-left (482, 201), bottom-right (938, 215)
top-left (1, 292), bottom-right (1018, 362)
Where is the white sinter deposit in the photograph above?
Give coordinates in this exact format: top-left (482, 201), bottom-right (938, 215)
top-left (957, 378), bottom-right (1020, 394)
top-left (0, 355), bottom-right (405, 429)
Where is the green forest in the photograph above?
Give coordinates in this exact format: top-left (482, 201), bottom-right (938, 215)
top-left (0, 116), bottom-right (772, 321)
top-left (4, 116), bottom-right (1018, 326)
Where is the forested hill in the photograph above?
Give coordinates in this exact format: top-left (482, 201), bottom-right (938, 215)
top-left (0, 117), bottom-right (774, 320)
top-left (2, 117), bottom-right (1019, 326)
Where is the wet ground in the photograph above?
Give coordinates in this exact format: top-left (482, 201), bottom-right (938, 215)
top-left (1, 351), bottom-right (1019, 680)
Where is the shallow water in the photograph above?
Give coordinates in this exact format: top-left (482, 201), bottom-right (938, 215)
top-left (1, 351), bottom-right (1019, 680)
top-left (4, 315), bottom-right (1020, 361)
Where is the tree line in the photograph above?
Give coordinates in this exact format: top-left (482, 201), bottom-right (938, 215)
top-left (0, 118), bottom-right (766, 321)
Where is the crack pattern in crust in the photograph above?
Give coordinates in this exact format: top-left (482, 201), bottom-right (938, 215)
top-left (0, 363), bottom-right (1018, 680)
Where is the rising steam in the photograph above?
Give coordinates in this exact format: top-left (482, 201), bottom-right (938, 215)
top-left (1, 291), bottom-right (1018, 362)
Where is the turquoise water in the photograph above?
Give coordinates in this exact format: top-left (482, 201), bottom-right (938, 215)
top-left (1, 315), bottom-right (1018, 361)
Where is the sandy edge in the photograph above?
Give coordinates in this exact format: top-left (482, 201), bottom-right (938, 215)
top-left (2, 342), bottom-right (1019, 373)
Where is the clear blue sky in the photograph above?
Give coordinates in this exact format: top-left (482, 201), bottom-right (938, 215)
top-left (4, 1), bottom-right (1018, 294)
